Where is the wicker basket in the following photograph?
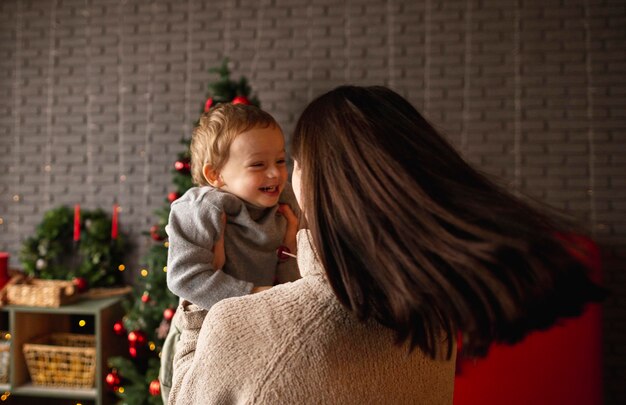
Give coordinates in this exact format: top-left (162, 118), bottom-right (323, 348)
top-left (0, 331), bottom-right (9, 384)
top-left (7, 279), bottom-right (78, 307)
top-left (23, 333), bottom-right (96, 388)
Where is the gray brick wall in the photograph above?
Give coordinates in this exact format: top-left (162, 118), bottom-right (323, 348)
top-left (0, 0), bottom-right (624, 402)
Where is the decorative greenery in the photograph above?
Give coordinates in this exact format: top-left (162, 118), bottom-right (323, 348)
top-left (19, 206), bottom-right (126, 288)
top-left (107, 59), bottom-right (260, 404)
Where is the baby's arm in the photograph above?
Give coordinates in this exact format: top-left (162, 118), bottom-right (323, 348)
top-left (166, 199), bottom-right (253, 310)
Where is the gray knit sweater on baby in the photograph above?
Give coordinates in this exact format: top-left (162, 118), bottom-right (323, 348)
top-left (165, 184), bottom-right (300, 311)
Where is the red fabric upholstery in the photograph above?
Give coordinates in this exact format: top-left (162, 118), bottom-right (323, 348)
top-left (453, 235), bottom-right (603, 405)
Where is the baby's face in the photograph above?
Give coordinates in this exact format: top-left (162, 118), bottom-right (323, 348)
top-left (218, 125), bottom-right (288, 208)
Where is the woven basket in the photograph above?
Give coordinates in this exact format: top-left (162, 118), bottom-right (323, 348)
top-left (23, 333), bottom-right (96, 388)
top-left (7, 279), bottom-right (77, 307)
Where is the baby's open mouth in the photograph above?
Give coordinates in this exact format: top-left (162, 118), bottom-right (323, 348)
top-left (260, 186), bottom-right (278, 192)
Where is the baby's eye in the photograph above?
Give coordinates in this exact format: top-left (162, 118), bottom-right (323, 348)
top-left (249, 162), bottom-right (264, 168)
top-left (276, 158), bottom-right (286, 165)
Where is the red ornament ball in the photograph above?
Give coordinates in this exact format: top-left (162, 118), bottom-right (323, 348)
top-left (174, 159), bottom-right (191, 173)
top-left (105, 371), bottom-right (121, 390)
top-left (163, 307), bottom-right (175, 321)
top-left (113, 321), bottom-right (125, 336)
top-left (204, 97), bottom-right (214, 112)
top-left (149, 379), bottom-right (161, 396)
top-left (168, 191), bottom-right (180, 203)
top-left (141, 293), bottom-right (150, 303)
top-left (232, 95), bottom-right (251, 105)
top-left (72, 277), bottom-right (88, 293)
top-left (129, 346), bottom-right (137, 358)
top-left (150, 225), bottom-right (165, 241)
top-left (128, 330), bottom-right (147, 345)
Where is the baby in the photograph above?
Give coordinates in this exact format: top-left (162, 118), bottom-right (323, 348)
top-left (160, 103), bottom-right (300, 401)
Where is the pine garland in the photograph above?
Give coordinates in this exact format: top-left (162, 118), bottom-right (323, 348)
top-left (19, 206), bottom-right (126, 288)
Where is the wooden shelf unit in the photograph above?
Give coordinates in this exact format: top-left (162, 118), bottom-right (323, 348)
top-left (0, 296), bottom-right (126, 405)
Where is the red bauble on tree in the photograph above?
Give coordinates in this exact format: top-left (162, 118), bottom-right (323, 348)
top-left (232, 95), bottom-right (250, 105)
top-left (113, 321), bottom-right (126, 336)
top-left (168, 191), bottom-right (180, 203)
top-left (128, 330), bottom-right (147, 346)
top-left (128, 329), bottom-right (148, 359)
top-left (105, 370), bottom-right (121, 391)
top-left (204, 97), bottom-right (214, 112)
top-left (149, 379), bottom-right (161, 396)
top-left (141, 292), bottom-right (150, 303)
top-left (150, 225), bottom-right (165, 241)
top-left (72, 277), bottom-right (88, 293)
top-left (163, 307), bottom-right (175, 321)
top-left (174, 159), bottom-right (191, 174)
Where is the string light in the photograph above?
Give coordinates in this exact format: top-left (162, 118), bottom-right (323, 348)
top-left (149, 342), bottom-right (156, 351)
top-left (118, 264), bottom-right (126, 272)
top-left (164, 241), bottom-right (169, 248)
top-left (3, 333), bottom-right (10, 340)
top-left (79, 320), bottom-right (86, 327)
top-left (162, 266), bottom-right (167, 273)
top-left (141, 269), bottom-right (149, 277)
top-left (12, 195), bottom-right (20, 202)
top-left (118, 387), bottom-right (125, 394)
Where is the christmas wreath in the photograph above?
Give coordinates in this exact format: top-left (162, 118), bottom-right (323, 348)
top-left (19, 206), bottom-right (127, 289)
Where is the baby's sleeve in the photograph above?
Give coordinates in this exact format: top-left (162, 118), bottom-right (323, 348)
top-left (166, 199), bottom-right (254, 310)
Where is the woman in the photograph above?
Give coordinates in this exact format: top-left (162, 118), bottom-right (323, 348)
top-left (168, 86), bottom-right (605, 404)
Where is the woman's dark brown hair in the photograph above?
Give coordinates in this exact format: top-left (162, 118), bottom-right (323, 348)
top-left (291, 85), bottom-right (605, 359)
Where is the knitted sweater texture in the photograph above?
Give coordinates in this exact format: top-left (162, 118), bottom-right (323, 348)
top-left (169, 230), bottom-right (456, 404)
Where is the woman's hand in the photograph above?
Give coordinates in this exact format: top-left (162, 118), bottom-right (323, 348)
top-left (212, 213), bottom-right (226, 270)
top-left (278, 203), bottom-right (298, 254)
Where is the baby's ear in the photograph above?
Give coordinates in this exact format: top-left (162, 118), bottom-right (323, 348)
top-left (203, 164), bottom-right (224, 187)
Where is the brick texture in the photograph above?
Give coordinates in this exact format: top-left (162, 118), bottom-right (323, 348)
top-left (0, 0), bottom-right (624, 402)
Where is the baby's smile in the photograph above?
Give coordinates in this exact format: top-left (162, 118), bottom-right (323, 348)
top-left (259, 185), bottom-right (280, 194)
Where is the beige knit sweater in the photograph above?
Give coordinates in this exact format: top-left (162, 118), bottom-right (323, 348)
top-left (169, 230), bottom-right (456, 404)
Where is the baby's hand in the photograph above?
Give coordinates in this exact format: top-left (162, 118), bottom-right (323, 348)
top-left (277, 204), bottom-right (298, 254)
top-left (212, 212), bottom-right (226, 270)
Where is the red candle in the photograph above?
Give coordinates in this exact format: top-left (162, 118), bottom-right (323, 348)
top-left (111, 204), bottom-right (119, 240)
top-left (0, 252), bottom-right (9, 289)
top-left (73, 204), bottom-right (81, 242)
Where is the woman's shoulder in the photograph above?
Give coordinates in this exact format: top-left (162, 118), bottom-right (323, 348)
top-left (202, 278), bottom-right (344, 357)
top-left (208, 277), bottom-right (331, 332)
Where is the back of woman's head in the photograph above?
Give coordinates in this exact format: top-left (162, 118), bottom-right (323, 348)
top-left (291, 85), bottom-right (605, 359)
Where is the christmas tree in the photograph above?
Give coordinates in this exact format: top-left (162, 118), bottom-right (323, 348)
top-left (106, 60), bottom-right (260, 404)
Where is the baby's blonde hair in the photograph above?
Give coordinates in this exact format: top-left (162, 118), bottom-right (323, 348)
top-left (190, 103), bottom-right (279, 186)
